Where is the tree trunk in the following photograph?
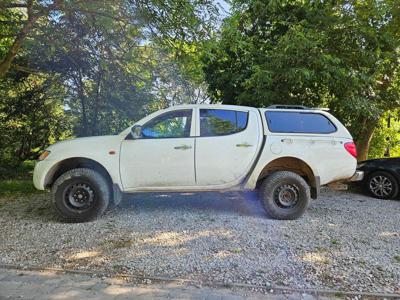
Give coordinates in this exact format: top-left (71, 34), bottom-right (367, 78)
top-left (0, 0), bottom-right (37, 77)
top-left (355, 117), bottom-right (379, 162)
top-left (91, 68), bottom-right (103, 136)
top-left (76, 71), bottom-right (88, 136)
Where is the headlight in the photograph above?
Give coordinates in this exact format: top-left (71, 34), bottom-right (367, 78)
top-left (38, 150), bottom-right (51, 161)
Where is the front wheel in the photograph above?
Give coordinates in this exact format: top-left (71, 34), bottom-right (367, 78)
top-left (52, 168), bottom-right (110, 222)
top-left (259, 171), bottom-right (310, 220)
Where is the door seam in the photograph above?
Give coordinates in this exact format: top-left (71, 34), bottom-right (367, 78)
top-left (194, 138), bottom-right (197, 183)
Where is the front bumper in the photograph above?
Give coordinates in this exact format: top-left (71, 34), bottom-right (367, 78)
top-left (349, 170), bottom-right (364, 182)
top-left (33, 159), bottom-right (55, 190)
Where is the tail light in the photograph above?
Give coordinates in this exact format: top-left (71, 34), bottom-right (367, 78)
top-left (344, 142), bottom-right (357, 158)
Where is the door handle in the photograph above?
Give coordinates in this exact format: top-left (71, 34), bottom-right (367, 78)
top-left (281, 138), bottom-right (293, 144)
top-left (236, 142), bottom-right (253, 148)
top-left (174, 145), bottom-right (192, 150)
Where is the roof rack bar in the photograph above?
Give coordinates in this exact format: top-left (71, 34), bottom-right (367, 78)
top-left (267, 104), bottom-right (330, 111)
top-left (267, 104), bottom-right (309, 110)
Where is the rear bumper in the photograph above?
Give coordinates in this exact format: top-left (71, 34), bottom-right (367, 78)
top-left (349, 171), bottom-right (364, 182)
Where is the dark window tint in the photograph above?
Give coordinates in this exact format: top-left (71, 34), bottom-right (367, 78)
top-left (141, 110), bottom-right (192, 138)
top-left (265, 111), bottom-right (336, 134)
top-left (200, 109), bottom-right (248, 137)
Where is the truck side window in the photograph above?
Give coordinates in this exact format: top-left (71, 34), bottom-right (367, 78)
top-left (200, 109), bottom-right (248, 137)
top-left (265, 111), bottom-right (336, 134)
top-left (141, 109), bottom-right (192, 138)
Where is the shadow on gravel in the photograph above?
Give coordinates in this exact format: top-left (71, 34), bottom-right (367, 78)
top-left (118, 191), bottom-right (267, 218)
top-left (0, 192), bottom-right (60, 223)
top-left (0, 191), bottom-right (267, 223)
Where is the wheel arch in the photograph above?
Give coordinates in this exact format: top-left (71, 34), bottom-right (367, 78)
top-left (256, 156), bottom-right (319, 199)
top-left (44, 157), bottom-right (113, 190)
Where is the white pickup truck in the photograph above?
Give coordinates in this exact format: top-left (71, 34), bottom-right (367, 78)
top-left (34, 104), bottom-right (363, 222)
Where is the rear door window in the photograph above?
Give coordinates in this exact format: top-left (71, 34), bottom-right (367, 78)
top-left (200, 109), bottom-right (248, 137)
top-left (265, 111), bottom-right (336, 134)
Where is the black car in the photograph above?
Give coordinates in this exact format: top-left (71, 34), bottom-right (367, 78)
top-left (357, 158), bottom-right (400, 199)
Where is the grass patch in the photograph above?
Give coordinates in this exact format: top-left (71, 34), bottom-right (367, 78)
top-left (334, 291), bottom-right (345, 298)
top-left (0, 160), bottom-right (39, 195)
top-left (330, 239), bottom-right (339, 245)
top-left (394, 255), bottom-right (400, 263)
top-left (315, 246), bottom-right (328, 252)
top-left (0, 180), bottom-right (43, 195)
top-left (230, 247), bottom-right (242, 254)
top-left (358, 259), bottom-right (366, 266)
top-left (0, 160), bottom-right (36, 180)
top-left (111, 239), bottom-right (134, 249)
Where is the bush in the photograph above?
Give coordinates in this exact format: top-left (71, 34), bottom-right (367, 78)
top-left (0, 160), bottom-right (35, 180)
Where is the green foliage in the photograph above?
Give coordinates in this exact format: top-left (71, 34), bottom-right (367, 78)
top-left (2, 0), bottom-right (399, 182)
top-left (203, 0), bottom-right (400, 158)
top-left (27, 1), bottom-right (155, 136)
top-left (0, 0), bottom-right (218, 173)
top-left (368, 111), bottom-right (400, 159)
top-left (0, 159), bottom-right (40, 195)
top-left (0, 3), bottom-right (24, 55)
top-left (0, 160), bottom-right (35, 180)
top-left (0, 180), bottom-right (42, 195)
top-left (205, 1), bottom-right (400, 107)
top-left (0, 74), bottom-right (73, 167)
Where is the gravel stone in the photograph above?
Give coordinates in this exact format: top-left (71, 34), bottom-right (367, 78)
top-left (0, 188), bottom-right (399, 294)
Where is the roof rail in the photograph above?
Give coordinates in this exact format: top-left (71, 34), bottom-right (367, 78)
top-left (267, 104), bottom-right (309, 110)
top-left (267, 104), bottom-right (330, 111)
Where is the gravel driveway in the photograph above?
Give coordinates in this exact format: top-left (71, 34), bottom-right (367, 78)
top-left (0, 188), bottom-right (399, 295)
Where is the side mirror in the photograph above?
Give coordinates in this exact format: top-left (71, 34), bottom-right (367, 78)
top-left (131, 125), bottom-right (142, 139)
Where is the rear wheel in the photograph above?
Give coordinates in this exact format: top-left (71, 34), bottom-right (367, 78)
top-left (259, 171), bottom-right (310, 220)
top-left (366, 171), bottom-right (398, 200)
top-left (52, 168), bottom-right (110, 222)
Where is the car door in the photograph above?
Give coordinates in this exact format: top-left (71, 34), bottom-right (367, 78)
top-left (120, 109), bottom-right (196, 190)
top-left (195, 108), bottom-right (261, 186)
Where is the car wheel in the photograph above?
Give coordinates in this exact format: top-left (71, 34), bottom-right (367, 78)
top-left (366, 171), bottom-right (399, 200)
top-left (259, 171), bottom-right (310, 220)
top-left (52, 168), bottom-right (110, 222)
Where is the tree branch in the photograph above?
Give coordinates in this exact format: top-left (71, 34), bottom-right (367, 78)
top-left (0, 0), bottom-right (37, 76)
top-left (1, 3), bottom-right (28, 9)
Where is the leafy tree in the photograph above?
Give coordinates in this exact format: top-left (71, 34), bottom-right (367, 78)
top-left (1, 0), bottom-right (218, 136)
top-left (0, 72), bottom-right (72, 166)
top-left (0, 0), bottom-right (218, 171)
top-left (0, 0), bottom-right (218, 75)
top-left (203, 0), bottom-right (400, 160)
top-left (0, 0), bottom-right (66, 76)
top-left (29, 5), bottom-right (153, 136)
top-left (149, 48), bottom-right (210, 109)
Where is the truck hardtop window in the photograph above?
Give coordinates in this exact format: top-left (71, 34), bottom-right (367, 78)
top-left (265, 111), bottom-right (337, 134)
top-left (200, 109), bottom-right (249, 137)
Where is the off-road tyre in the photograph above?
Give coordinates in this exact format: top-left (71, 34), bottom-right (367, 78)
top-left (259, 171), bottom-right (310, 220)
top-left (52, 168), bottom-right (110, 222)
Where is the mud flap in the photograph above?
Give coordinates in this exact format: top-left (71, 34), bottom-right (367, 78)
top-left (112, 184), bottom-right (123, 206)
top-left (311, 176), bottom-right (320, 199)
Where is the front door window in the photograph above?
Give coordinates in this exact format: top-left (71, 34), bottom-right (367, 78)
top-left (141, 110), bottom-right (192, 139)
